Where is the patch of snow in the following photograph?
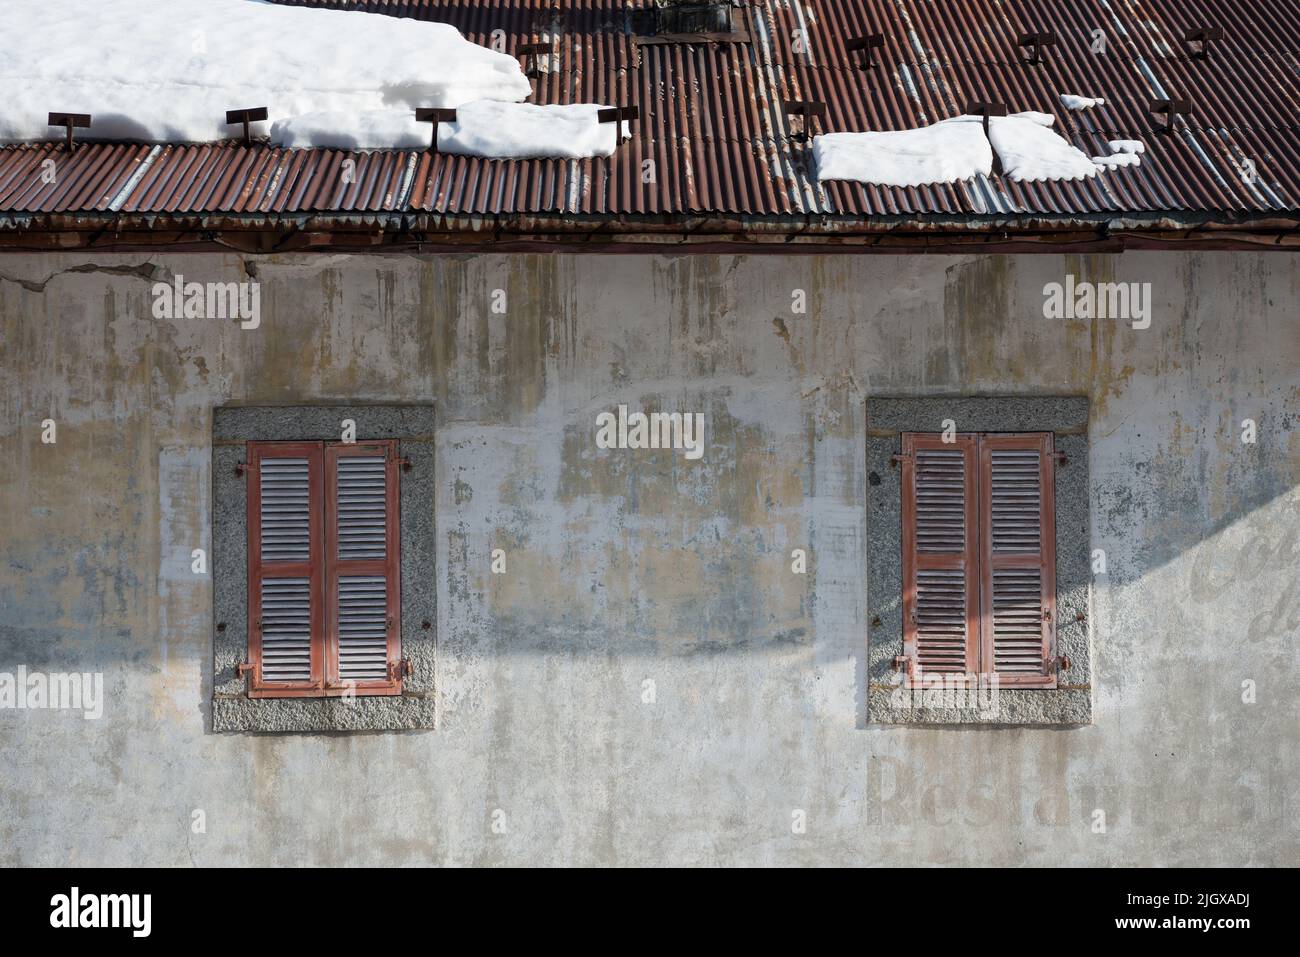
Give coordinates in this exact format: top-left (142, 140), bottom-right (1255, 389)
top-left (1016, 111), bottom-right (1058, 128)
top-left (814, 111), bottom-right (1106, 186)
top-left (989, 114), bottom-right (1101, 182)
top-left (1108, 139), bottom-right (1146, 154)
top-left (1092, 153), bottom-right (1142, 169)
top-left (813, 118), bottom-right (992, 187)
top-left (1060, 94), bottom-right (1106, 110)
top-left (0, 0), bottom-right (533, 145)
top-left (271, 111), bottom-right (429, 151)
top-left (274, 103), bottom-right (629, 157)
top-left (438, 102), bottom-right (631, 159)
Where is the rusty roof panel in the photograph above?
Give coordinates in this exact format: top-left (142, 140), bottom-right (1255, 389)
top-left (0, 0), bottom-right (1297, 226)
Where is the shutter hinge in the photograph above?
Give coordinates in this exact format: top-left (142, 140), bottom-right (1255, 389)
top-left (1054, 452), bottom-right (1067, 467)
top-left (892, 655), bottom-right (915, 677)
top-left (397, 456), bottom-right (413, 473)
top-left (236, 661), bottom-right (253, 678)
top-left (235, 462), bottom-right (248, 477)
top-left (390, 658), bottom-right (414, 680)
top-left (1047, 654), bottom-right (1071, 672)
top-left (890, 453), bottom-right (911, 468)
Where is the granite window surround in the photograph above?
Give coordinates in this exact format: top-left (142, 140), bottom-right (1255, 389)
top-left (866, 396), bottom-right (1093, 727)
top-left (211, 405), bottom-right (436, 733)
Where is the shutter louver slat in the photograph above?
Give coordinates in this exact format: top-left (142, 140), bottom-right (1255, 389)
top-left (337, 456), bottom-right (387, 561)
top-left (991, 449), bottom-right (1041, 552)
top-left (915, 449), bottom-right (966, 553)
top-left (259, 577), bottom-right (313, 681)
top-left (915, 568), bottom-right (968, 673)
top-left (338, 575), bottom-right (390, 681)
top-left (259, 457), bottom-right (311, 562)
top-left (991, 567), bottom-right (1044, 673)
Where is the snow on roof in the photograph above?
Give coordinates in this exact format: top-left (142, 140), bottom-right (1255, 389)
top-left (0, 0), bottom-right (537, 148)
top-left (1060, 94), bottom-right (1106, 111)
top-left (812, 118), bottom-right (992, 188)
top-left (988, 112), bottom-right (1103, 182)
top-left (814, 111), bottom-right (1141, 187)
top-left (273, 102), bottom-right (630, 158)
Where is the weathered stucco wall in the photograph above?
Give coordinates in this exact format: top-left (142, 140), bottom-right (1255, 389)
top-left (0, 250), bottom-right (1296, 865)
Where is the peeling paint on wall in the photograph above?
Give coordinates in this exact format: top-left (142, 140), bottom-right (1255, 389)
top-left (0, 250), bottom-right (1296, 865)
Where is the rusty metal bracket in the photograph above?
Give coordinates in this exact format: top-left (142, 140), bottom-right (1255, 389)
top-left (1054, 451), bottom-right (1068, 467)
top-left (397, 456), bottom-right (413, 473)
top-left (846, 34), bottom-right (885, 71)
top-left (518, 40), bottom-right (555, 78)
top-left (1183, 26), bottom-right (1223, 59)
top-left (597, 106), bottom-right (639, 144)
top-left (48, 112), bottom-right (91, 152)
top-left (1047, 654), bottom-right (1071, 672)
top-left (1017, 31), bottom-right (1057, 65)
top-left (235, 661), bottom-right (253, 678)
top-left (966, 101), bottom-right (1008, 174)
top-left (234, 461), bottom-right (248, 477)
top-left (890, 452), bottom-right (911, 469)
top-left (1151, 98), bottom-right (1192, 133)
top-left (390, 658), bottom-right (414, 681)
top-left (225, 107), bottom-right (268, 146)
top-left (783, 100), bottom-right (826, 143)
top-left (416, 108), bottom-right (458, 150)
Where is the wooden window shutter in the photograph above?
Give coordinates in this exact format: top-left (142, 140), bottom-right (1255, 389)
top-left (247, 442), bottom-right (325, 696)
top-left (900, 434), bottom-right (980, 685)
top-left (978, 433), bottom-right (1057, 688)
top-left (325, 441), bottom-right (402, 694)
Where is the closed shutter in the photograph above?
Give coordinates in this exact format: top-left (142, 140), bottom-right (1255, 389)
top-left (900, 434), bottom-right (980, 684)
top-left (247, 442), bottom-right (325, 694)
top-left (325, 441), bottom-right (401, 694)
top-left (978, 433), bottom-right (1057, 687)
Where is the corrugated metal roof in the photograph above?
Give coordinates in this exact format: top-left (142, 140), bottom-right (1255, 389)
top-left (1, 0), bottom-right (1296, 229)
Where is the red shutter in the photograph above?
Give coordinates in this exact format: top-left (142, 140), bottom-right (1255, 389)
top-left (325, 441), bottom-right (402, 695)
top-left (901, 433), bottom-right (980, 685)
top-left (247, 442), bottom-right (325, 696)
top-left (978, 433), bottom-right (1057, 687)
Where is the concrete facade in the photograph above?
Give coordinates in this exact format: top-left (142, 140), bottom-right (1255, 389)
top-left (0, 250), bottom-right (1296, 866)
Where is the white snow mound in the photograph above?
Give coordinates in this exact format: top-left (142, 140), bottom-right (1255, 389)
top-left (813, 118), bottom-right (993, 187)
top-left (440, 102), bottom-right (631, 159)
top-left (989, 113), bottom-right (1101, 182)
top-left (0, 0), bottom-right (533, 144)
top-left (814, 111), bottom-right (1108, 186)
top-left (1092, 153), bottom-right (1142, 169)
top-left (273, 103), bottom-right (630, 157)
top-left (1060, 94), bottom-right (1106, 110)
top-left (1108, 139), bottom-right (1146, 155)
top-left (270, 111), bottom-right (431, 151)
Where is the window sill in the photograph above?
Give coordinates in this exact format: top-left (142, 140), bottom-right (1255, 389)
top-left (867, 684), bottom-right (1091, 726)
top-left (212, 691), bottom-right (435, 733)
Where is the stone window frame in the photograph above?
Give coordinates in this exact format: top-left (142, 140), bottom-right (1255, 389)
top-left (866, 397), bottom-right (1092, 726)
top-left (212, 406), bottom-right (435, 733)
